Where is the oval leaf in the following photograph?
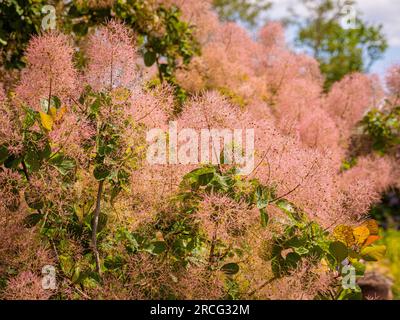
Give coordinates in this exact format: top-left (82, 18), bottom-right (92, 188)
top-left (144, 51), bottom-right (156, 67)
top-left (329, 241), bottom-right (348, 263)
top-left (360, 245), bottom-right (386, 262)
top-left (39, 111), bottom-right (53, 131)
top-left (221, 262), bottom-right (240, 275)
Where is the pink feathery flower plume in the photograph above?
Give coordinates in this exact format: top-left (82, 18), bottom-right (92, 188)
top-left (324, 73), bottom-right (383, 134)
top-left (259, 22), bottom-right (285, 49)
top-left (85, 20), bottom-right (139, 92)
top-left (15, 32), bottom-right (77, 112)
top-left (386, 64), bottom-right (400, 97)
top-left (0, 86), bottom-right (5, 104)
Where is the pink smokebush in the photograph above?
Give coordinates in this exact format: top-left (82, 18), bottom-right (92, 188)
top-left (15, 32), bottom-right (77, 111)
top-left (1, 1), bottom-right (399, 300)
top-left (85, 20), bottom-right (138, 91)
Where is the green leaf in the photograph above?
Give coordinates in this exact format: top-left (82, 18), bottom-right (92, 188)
top-left (294, 246), bottom-right (309, 255)
top-left (360, 245), bottom-right (386, 262)
top-left (260, 208), bottom-right (269, 227)
top-left (39, 142), bottom-right (52, 160)
top-left (23, 108), bottom-right (37, 129)
top-left (221, 263), bottom-right (240, 275)
top-left (23, 213), bottom-right (44, 228)
top-left (4, 154), bottom-right (22, 169)
top-left (255, 186), bottom-right (270, 209)
top-left (24, 150), bottom-right (40, 172)
top-left (59, 255), bottom-right (74, 277)
top-left (91, 212), bottom-right (108, 234)
top-left (71, 267), bottom-right (81, 284)
top-left (181, 167), bottom-right (215, 188)
top-left (104, 255), bottom-right (125, 270)
top-left (144, 241), bottom-right (167, 255)
top-left (51, 96), bottom-right (61, 109)
top-left (93, 164), bottom-right (110, 181)
top-left (49, 155), bottom-right (75, 175)
top-left (285, 236), bottom-right (306, 248)
top-left (144, 51), bottom-right (157, 67)
top-left (275, 199), bottom-right (303, 221)
top-left (208, 173), bottom-right (229, 191)
top-left (151, 241), bottom-right (167, 255)
top-left (24, 190), bottom-right (44, 210)
top-left (351, 261), bottom-right (366, 276)
top-left (0, 145), bottom-right (8, 164)
top-left (329, 241), bottom-right (348, 263)
top-left (284, 252), bottom-right (301, 270)
top-left (337, 287), bottom-right (363, 300)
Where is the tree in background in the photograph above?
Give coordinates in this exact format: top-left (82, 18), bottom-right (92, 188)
top-left (291, 0), bottom-right (387, 90)
top-left (212, 0), bottom-right (272, 28)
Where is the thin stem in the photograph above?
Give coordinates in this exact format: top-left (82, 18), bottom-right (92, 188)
top-left (248, 277), bottom-right (277, 297)
top-left (21, 160), bottom-right (30, 182)
top-left (48, 77), bottom-right (53, 113)
top-left (92, 179), bottom-right (104, 275)
top-left (110, 50), bottom-right (114, 90)
top-left (208, 221), bottom-right (219, 267)
top-left (156, 57), bottom-right (164, 83)
top-left (270, 160), bottom-right (317, 203)
top-left (21, 160), bottom-right (43, 218)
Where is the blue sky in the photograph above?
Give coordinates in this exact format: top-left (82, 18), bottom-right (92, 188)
top-left (267, 0), bottom-right (400, 78)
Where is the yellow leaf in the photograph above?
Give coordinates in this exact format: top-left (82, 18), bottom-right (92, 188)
top-left (360, 245), bottom-right (386, 261)
top-left (39, 111), bottom-right (53, 131)
top-left (74, 205), bottom-right (84, 223)
top-left (333, 225), bottom-right (355, 246)
top-left (315, 258), bottom-right (330, 274)
top-left (362, 219), bottom-right (379, 236)
top-left (55, 106), bottom-right (67, 122)
top-left (353, 225), bottom-right (370, 246)
top-left (49, 106), bottom-right (57, 118)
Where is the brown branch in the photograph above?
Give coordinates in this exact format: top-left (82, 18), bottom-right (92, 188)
top-left (21, 160), bottom-right (30, 182)
top-left (92, 179), bottom-right (104, 275)
top-left (248, 277), bottom-right (277, 297)
top-left (270, 160), bottom-right (317, 203)
top-left (48, 77), bottom-right (53, 113)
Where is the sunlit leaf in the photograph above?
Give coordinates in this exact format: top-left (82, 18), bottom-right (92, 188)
top-left (333, 225), bottom-right (355, 246)
top-left (360, 245), bottom-right (386, 262)
top-left (362, 235), bottom-right (380, 248)
top-left (39, 111), bottom-right (53, 131)
top-left (352, 225), bottom-right (370, 246)
top-left (260, 208), bottom-right (269, 227)
top-left (362, 219), bottom-right (379, 236)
